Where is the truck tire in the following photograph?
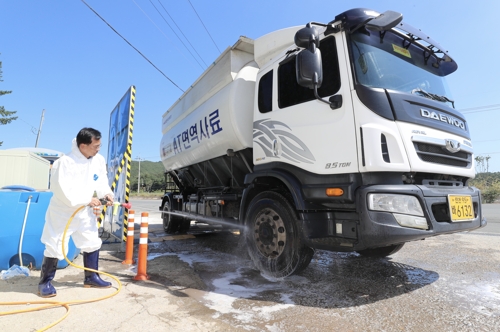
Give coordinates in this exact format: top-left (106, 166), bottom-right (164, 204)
top-left (356, 243), bottom-right (404, 258)
top-left (178, 219), bottom-right (191, 234)
top-left (244, 191), bottom-right (314, 278)
top-left (162, 201), bottom-right (182, 234)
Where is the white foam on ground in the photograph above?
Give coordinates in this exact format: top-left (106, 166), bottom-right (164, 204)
top-left (147, 244), bottom-right (299, 328)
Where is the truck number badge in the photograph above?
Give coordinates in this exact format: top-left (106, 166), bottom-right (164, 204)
top-left (325, 162), bottom-right (351, 169)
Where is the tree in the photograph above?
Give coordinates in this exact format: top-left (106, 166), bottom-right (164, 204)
top-left (475, 155), bottom-right (492, 174)
top-left (470, 171), bottom-right (500, 203)
top-left (0, 59), bottom-right (18, 146)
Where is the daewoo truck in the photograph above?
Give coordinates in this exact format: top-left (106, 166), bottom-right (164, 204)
top-left (159, 8), bottom-right (485, 277)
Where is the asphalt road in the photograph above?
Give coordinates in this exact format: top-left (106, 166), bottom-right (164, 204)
top-left (479, 203), bottom-right (500, 233)
top-left (128, 198), bottom-right (163, 224)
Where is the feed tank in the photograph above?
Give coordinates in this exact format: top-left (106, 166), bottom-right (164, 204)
top-left (160, 37), bottom-right (256, 172)
top-left (159, 27), bottom-right (301, 173)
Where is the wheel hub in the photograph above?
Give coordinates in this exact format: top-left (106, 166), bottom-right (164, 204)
top-left (253, 208), bottom-right (286, 258)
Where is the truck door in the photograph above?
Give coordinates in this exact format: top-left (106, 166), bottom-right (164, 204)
top-left (253, 35), bottom-right (358, 175)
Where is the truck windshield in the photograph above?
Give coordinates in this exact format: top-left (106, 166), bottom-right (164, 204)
top-left (350, 29), bottom-right (454, 104)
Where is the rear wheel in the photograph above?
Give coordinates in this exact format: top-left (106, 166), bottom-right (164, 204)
top-left (162, 201), bottom-right (183, 234)
top-left (178, 219), bottom-right (191, 234)
top-left (356, 243), bottom-right (404, 258)
top-left (245, 191), bottom-right (314, 278)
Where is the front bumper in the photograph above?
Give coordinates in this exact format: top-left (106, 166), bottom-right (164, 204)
top-left (301, 183), bottom-right (485, 251)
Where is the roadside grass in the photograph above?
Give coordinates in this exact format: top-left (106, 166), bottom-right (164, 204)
top-left (129, 191), bottom-right (164, 199)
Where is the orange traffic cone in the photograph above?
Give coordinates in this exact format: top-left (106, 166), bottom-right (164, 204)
top-left (134, 212), bottom-right (150, 280)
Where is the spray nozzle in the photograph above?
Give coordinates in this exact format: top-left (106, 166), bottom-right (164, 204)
top-left (118, 202), bottom-right (132, 209)
top-left (99, 199), bottom-right (132, 215)
top-left (99, 198), bottom-right (110, 206)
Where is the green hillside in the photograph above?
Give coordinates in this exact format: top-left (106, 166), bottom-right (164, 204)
top-left (129, 160), bottom-right (166, 192)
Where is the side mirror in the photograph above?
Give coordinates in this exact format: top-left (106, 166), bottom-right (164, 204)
top-left (296, 48), bottom-right (323, 89)
top-left (294, 23), bottom-right (320, 50)
top-left (295, 23), bottom-right (323, 89)
top-left (329, 95), bottom-right (343, 109)
top-left (295, 23), bottom-right (338, 109)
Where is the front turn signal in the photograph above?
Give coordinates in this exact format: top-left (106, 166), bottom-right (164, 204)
top-left (326, 188), bottom-right (344, 197)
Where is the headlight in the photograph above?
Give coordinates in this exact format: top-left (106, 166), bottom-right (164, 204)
top-left (368, 194), bottom-right (424, 216)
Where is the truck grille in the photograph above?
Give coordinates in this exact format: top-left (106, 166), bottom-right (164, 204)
top-left (414, 142), bottom-right (472, 168)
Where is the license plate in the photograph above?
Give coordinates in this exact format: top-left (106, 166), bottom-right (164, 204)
top-left (448, 195), bottom-right (474, 222)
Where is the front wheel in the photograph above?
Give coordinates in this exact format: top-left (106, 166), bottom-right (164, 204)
top-left (244, 191), bottom-right (314, 278)
top-left (356, 243), bottom-right (405, 258)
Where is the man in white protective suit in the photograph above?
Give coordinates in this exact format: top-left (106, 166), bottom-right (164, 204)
top-left (38, 127), bottom-right (114, 298)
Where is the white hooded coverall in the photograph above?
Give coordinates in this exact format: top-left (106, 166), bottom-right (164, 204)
top-left (41, 139), bottom-right (113, 260)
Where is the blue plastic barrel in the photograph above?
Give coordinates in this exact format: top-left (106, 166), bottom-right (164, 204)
top-left (0, 186), bottom-right (80, 270)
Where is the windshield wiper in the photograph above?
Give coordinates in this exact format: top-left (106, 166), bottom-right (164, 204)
top-left (411, 88), bottom-right (455, 108)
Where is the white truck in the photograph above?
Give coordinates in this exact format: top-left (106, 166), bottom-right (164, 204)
top-left (159, 8), bottom-right (485, 277)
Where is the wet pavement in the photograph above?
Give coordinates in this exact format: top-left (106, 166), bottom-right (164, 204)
top-left (142, 226), bottom-right (500, 332)
top-left (1, 201), bottom-right (499, 331)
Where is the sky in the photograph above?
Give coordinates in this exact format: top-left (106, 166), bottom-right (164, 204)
top-left (1, 0), bottom-right (499, 172)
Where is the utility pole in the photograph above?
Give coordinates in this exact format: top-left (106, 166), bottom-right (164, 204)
top-left (35, 109), bottom-right (45, 148)
top-left (136, 157), bottom-right (143, 194)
